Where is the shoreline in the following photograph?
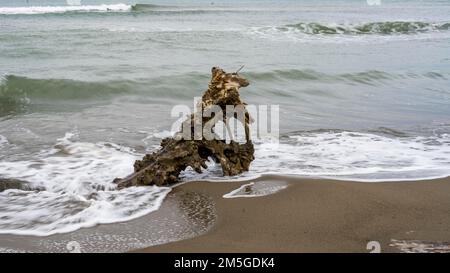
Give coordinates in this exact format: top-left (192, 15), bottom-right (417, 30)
top-left (136, 175), bottom-right (450, 253)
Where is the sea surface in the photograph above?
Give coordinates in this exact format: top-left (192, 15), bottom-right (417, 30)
top-left (0, 0), bottom-right (450, 239)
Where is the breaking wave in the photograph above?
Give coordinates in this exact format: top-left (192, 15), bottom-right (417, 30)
top-left (0, 3), bottom-right (237, 16)
top-left (0, 75), bottom-right (133, 115)
top-left (182, 130), bottom-right (450, 182)
top-left (0, 4), bottom-right (132, 15)
top-left (1, 128), bottom-right (450, 236)
top-left (0, 74), bottom-right (131, 100)
top-left (0, 3), bottom-right (310, 16)
top-left (277, 21), bottom-right (450, 35)
top-left (130, 4), bottom-right (172, 12)
top-left (250, 21), bottom-right (450, 42)
top-left (1, 69), bottom-right (447, 115)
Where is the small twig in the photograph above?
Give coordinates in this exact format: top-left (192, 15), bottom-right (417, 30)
top-left (235, 65), bottom-right (245, 74)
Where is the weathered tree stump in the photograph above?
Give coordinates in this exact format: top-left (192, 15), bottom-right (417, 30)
top-left (114, 67), bottom-right (255, 188)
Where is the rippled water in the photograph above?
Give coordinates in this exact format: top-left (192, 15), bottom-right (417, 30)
top-left (0, 0), bottom-right (450, 237)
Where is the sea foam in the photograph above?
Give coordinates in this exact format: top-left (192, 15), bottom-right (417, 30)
top-left (223, 181), bottom-right (288, 198)
top-left (182, 131), bottom-right (450, 182)
top-left (1, 130), bottom-right (450, 236)
top-left (0, 135), bottom-right (7, 147)
top-left (0, 132), bottom-right (170, 236)
top-left (0, 4), bottom-right (131, 15)
top-left (249, 21), bottom-right (450, 43)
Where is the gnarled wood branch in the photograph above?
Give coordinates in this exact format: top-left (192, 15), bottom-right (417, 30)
top-left (114, 67), bottom-right (255, 188)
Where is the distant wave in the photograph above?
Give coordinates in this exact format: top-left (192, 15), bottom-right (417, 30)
top-left (0, 3), bottom-right (249, 16)
top-left (0, 73), bottom-right (206, 103)
top-left (130, 3), bottom-right (171, 12)
top-left (0, 73), bottom-right (209, 115)
top-left (0, 4), bottom-right (132, 15)
top-left (246, 69), bottom-right (447, 84)
top-left (0, 74), bottom-right (131, 99)
top-left (0, 3), bottom-right (222, 16)
top-left (0, 75), bottom-right (132, 115)
top-left (271, 21), bottom-right (450, 35)
top-left (1, 69), bottom-right (446, 115)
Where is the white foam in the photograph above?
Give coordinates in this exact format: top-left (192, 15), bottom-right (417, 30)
top-left (152, 130), bottom-right (175, 139)
top-left (0, 132), bottom-right (170, 236)
top-left (260, 132), bottom-right (450, 181)
top-left (248, 26), bottom-right (450, 44)
top-left (223, 181), bottom-right (288, 198)
top-left (1, 130), bottom-right (450, 235)
top-left (0, 4), bottom-right (131, 15)
top-left (182, 131), bottom-right (450, 182)
top-left (390, 239), bottom-right (450, 253)
top-left (0, 135), bottom-right (8, 147)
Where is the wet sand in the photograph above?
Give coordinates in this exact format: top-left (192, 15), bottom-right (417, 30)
top-left (0, 190), bottom-right (216, 253)
top-left (138, 175), bottom-right (450, 253)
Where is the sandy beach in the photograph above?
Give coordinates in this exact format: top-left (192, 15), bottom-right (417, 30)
top-left (137, 175), bottom-right (450, 253)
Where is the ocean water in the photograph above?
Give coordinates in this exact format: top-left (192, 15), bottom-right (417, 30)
top-left (0, 0), bottom-right (450, 236)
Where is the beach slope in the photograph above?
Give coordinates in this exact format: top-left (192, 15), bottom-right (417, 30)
top-left (137, 176), bottom-right (450, 253)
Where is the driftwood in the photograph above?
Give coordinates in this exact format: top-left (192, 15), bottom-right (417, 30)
top-left (114, 67), bottom-right (255, 188)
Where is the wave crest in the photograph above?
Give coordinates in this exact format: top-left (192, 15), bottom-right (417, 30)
top-left (130, 4), bottom-right (170, 12)
top-left (0, 75), bottom-right (133, 115)
top-left (1, 69), bottom-right (447, 116)
top-left (279, 21), bottom-right (450, 35)
top-left (0, 4), bottom-right (131, 15)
